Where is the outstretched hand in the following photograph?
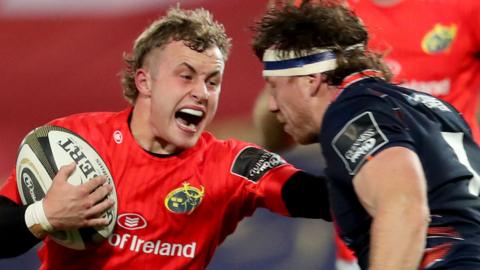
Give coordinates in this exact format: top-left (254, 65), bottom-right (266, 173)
top-left (43, 163), bottom-right (114, 231)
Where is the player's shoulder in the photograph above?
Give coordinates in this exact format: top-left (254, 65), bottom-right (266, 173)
top-left (48, 108), bottom-right (129, 130)
top-left (325, 79), bottom-right (395, 126)
top-left (201, 133), bottom-right (290, 183)
top-left (321, 79), bottom-right (402, 150)
top-left (200, 132), bottom-right (284, 164)
top-left (200, 131), bottom-right (259, 155)
top-left (44, 108), bottom-right (131, 146)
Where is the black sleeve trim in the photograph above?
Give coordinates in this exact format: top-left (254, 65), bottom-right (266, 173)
top-left (0, 195), bottom-right (42, 258)
top-left (281, 171), bottom-right (332, 221)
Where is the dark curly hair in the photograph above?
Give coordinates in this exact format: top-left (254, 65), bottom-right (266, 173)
top-left (121, 6), bottom-right (232, 104)
top-left (252, 0), bottom-right (391, 85)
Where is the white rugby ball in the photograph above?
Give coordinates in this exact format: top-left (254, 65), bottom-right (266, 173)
top-left (16, 125), bottom-right (117, 250)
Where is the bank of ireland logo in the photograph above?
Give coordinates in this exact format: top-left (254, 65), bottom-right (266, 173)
top-left (117, 213), bottom-right (147, 230)
top-left (421, 23), bottom-right (457, 54)
top-left (165, 182), bottom-right (205, 214)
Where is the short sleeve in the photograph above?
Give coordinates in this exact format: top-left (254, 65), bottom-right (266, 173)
top-left (229, 145), bottom-right (299, 216)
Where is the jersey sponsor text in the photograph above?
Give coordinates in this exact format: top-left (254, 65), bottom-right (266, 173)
top-left (108, 233), bottom-right (196, 258)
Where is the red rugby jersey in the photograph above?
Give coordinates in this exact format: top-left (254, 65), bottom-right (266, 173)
top-left (0, 108), bottom-right (298, 269)
top-left (348, 0), bottom-right (480, 142)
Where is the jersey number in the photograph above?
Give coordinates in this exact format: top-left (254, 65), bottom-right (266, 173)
top-left (442, 132), bottom-right (480, 196)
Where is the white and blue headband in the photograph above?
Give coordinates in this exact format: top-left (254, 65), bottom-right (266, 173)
top-left (262, 44), bottom-right (364, 77)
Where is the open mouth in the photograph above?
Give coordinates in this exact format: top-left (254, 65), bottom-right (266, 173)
top-left (175, 108), bottom-right (204, 131)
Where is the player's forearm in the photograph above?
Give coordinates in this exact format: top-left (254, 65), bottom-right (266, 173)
top-left (369, 202), bottom-right (429, 270)
top-left (0, 195), bottom-right (42, 258)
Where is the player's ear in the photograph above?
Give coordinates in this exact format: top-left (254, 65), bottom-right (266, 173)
top-left (307, 73), bottom-right (323, 96)
top-left (135, 68), bottom-right (152, 97)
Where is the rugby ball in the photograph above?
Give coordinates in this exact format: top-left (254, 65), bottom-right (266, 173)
top-left (16, 125), bottom-right (117, 250)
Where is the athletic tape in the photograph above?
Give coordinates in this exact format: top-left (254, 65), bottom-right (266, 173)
top-left (25, 199), bottom-right (54, 233)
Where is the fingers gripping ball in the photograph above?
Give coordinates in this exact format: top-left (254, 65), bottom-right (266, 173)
top-left (16, 125), bottom-right (118, 250)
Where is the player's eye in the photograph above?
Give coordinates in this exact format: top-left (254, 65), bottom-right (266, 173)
top-left (180, 74), bottom-right (193, 80)
top-left (208, 80), bottom-right (218, 86)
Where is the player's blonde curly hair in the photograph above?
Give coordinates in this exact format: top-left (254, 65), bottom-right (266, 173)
top-left (121, 6), bottom-right (232, 104)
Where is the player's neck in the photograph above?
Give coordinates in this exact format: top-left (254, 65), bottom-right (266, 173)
top-left (130, 103), bottom-right (180, 155)
top-left (372, 0), bottom-right (403, 7)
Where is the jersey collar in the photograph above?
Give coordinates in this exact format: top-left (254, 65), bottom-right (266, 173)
top-left (336, 69), bottom-right (384, 99)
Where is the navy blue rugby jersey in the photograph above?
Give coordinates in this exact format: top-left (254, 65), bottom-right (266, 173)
top-left (320, 71), bottom-right (480, 269)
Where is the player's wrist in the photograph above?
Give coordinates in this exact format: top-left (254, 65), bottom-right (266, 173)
top-left (25, 199), bottom-right (54, 239)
